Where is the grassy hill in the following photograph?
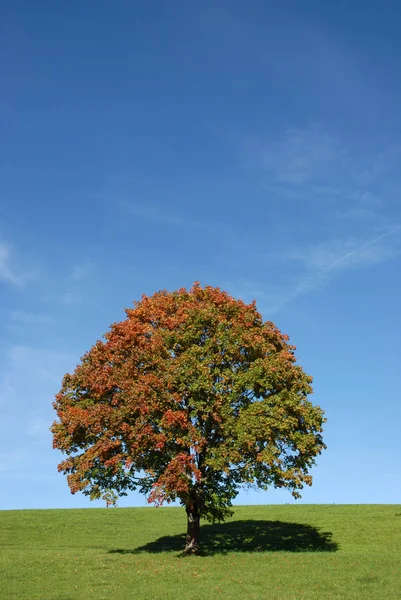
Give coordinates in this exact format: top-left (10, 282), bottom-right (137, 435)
top-left (1, 504), bottom-right (400, 599)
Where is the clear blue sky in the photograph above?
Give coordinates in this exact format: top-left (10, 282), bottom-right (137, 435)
top-left (1, 0), bottom-right (400, 510)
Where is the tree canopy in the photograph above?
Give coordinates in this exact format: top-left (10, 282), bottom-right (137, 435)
top-left (52, 283), bottom-right (326, 553)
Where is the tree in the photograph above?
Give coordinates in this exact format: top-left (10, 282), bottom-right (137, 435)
top-left (52, 283), bottom-right (326, 554)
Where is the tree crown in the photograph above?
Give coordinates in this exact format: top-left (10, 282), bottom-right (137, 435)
top-left (52, 283), bottom-right (326, 520)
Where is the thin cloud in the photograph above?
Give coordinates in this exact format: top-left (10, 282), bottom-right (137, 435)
top-left (237, 123), bottom-right (401, 314)
top-left (0, 344), bottom-right (76, 481)
top-left (0, 448), bottom-right (27, 473)
top-left (230, 227), bottom-right (401, 316)
top-left (258, 125), bottom-right (347, 185)
top-left (27, 416), bottom-right (52, 438)
top-left (58, 261), bottom-right (92, 305)
top-left (0, 243), bottom-right (24, 287)
top-left (277, 228), bottom-right (400, 311)
top-left (288, 228), bottom-right (399, 272)
top-left (120, 201), bottom-right (222, 232)
top-left (70, 262), bottom-right (90, 282)
top-left (0, 345), bottom-right (75, 399)
top-left (325, 228), bottom-right (399, 270)
top-left (11, 310), bottom-right (55, 327)
top-left (247, 125), bottom-right (400, 214)
top-left (122, 202), bottom-right (187, 227)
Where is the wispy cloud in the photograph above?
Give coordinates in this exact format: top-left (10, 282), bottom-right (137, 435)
top-left (0, 448), bottom-right (27, 473)
top-left (0, 344), bottom-right (75, 481)
top-left (288, 228), bottom-right (400, 273)
top-left (256, 227), bottom-right (400, 314)
top-left (254, 124), bottom-right (348, 185)
top-left (10, 310), bottom-right (55, 327)
top-left (8, 345), bottom-right (72, 385)
top-left (27, 416), bottom-right (52, 438)
top-left (70, 262), bottom-right (91, 282)
top-left (59, 261), bottom-right (92, 305)
top-left (121, 202), bottom-right (187, 227)
top-left (0, 242), bottom-right (24, 287)
top-left (248, 124), bottom-right (400, 212)
top-left (291, 226), bottom-right (397, 285)
top-left (0, 344), bottom-right (75, 407)
top-left (236, 124), bottom-right (401, 314)
top-left (120, 201), bottom-right (225, 232)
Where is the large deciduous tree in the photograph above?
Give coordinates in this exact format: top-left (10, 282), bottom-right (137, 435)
top-left (52, 283), bottom-right (326, 554)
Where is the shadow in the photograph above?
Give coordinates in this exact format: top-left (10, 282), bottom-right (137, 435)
top-left (109, 519), bottom-right (338, 556)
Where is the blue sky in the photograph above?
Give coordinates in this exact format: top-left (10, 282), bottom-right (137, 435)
top-left (1, 0), bottom-right (400, 510)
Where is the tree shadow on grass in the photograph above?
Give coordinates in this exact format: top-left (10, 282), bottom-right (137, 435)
top-left (109, 519), bottom-right (338, 556)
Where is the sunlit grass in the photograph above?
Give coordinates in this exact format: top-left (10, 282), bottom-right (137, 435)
top-left (1, 504), bottom-right (400, 599)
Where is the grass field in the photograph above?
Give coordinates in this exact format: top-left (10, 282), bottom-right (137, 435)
top-left (1, 504), bottom-right (400, 599)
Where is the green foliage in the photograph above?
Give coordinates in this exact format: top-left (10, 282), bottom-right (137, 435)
top-left (52, 284), bottom-right (326, 526)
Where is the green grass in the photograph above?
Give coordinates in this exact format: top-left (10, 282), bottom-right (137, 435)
top-left (1, 504), bottom-right (400, 599)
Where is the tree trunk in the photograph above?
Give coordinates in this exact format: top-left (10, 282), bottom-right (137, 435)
top-left (184, 504), bottom-right (201, 554)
